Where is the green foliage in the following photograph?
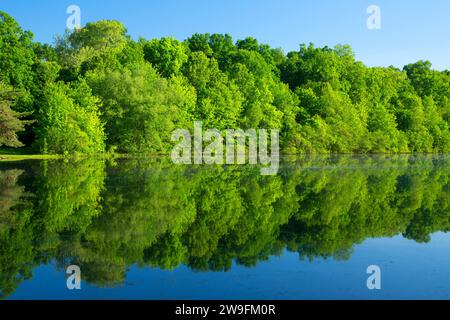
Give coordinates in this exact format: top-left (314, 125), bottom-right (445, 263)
top-left (1, 12), bottom-right (450, 155)
top-left (0, 83), bottom-right (31, 147)
top-left (183, 51), bottom-right (243, 129)
top-left (0, 11), bottom-right (35, 89)
top-left (86, 62), bottom-right (194, 153)
top-left (281, 44), bottom-right (450, 153)
top-left (53, 20), bottom-right (134, 85)
top-left (34, 81), bottom-right (105, 154)
top-left (142, 37), bottom-right (188, 78)
top-left (0, 11), bottom-right (38, 117)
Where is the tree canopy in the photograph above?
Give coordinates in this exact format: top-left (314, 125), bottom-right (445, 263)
top-left (0, 12), bottom-right (449, 154)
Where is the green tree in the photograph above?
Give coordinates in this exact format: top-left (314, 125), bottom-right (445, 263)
top-left (86, 61), bottom-right (195, 153)
top-left (0, 11), bottom-right (35, 90)
top-left (0, 83), bottom-right (31, 147)
top-left (183, 51), bottom-right (243, 129)
top-left (34, 81), bottom-right (105, 154)
top-left (143, 37), bottom-right (188, 78)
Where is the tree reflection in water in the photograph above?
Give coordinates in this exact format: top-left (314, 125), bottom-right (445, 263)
top-left (1, 155), bottom-right (450, 298)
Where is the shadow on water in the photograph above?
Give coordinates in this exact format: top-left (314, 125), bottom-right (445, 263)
top-left (1, 154), bottom-right (450, 298)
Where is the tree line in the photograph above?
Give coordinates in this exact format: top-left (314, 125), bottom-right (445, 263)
top-left (1, 11), bottom-right (450, 154)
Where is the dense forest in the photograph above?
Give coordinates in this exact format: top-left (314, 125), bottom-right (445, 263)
top-left (1, 155), bottom-right (450, 297)
top-left (1, 11), bottom-right (450, 154)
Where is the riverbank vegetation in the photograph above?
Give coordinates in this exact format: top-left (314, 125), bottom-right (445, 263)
top-left (1, 11), bottom-right (449, 155)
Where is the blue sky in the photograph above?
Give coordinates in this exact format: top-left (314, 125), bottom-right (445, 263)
top-left (2, 0), bottom-right (449, 70)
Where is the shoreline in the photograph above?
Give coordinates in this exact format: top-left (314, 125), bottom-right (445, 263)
top-left (0, 152), bottom-right (448, 162)
top-left (0, 154), bottom-right (62, 161)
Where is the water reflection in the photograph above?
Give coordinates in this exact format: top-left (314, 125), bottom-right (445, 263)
top-left (1, 155), bottom-right (450, 298)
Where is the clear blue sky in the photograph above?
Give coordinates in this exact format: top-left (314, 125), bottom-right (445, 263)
top-left (2, 0), bottom-right (449, 70)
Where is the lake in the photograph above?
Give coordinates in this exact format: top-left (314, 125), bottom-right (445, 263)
top-left (1, 155), bottom-right (450, 300)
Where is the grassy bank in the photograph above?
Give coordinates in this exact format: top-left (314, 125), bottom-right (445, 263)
top-left (0, 148), bottom-right (60, 161)
top-left (0, 154), bottom-right (61, 161)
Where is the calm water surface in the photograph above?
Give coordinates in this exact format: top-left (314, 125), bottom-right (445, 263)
top-left (2, 155), bottom-right (450, 299)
